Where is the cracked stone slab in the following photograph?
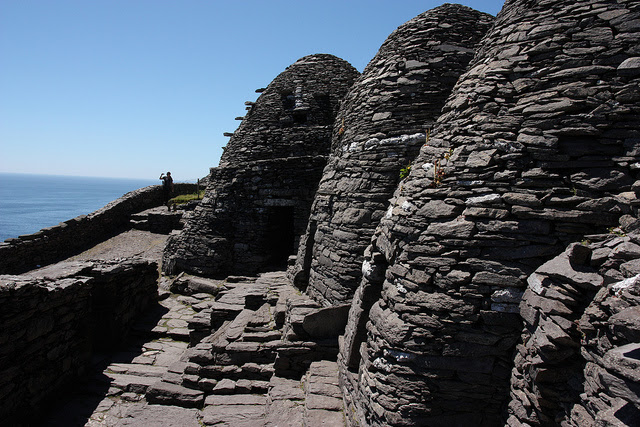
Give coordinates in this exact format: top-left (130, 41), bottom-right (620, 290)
top-left (269, 377), bottom-right (304, 400)
top-left (145, 381), bottom-right (204, 408)
top-left (201, 404), bottom-right (266, 426)
top-left (265, 399), bottom-right (304, 426)
top-left (305, 409), bottom-right (346, 426)
top-left (103, 373), bottom-right (158, 394)
top-left (116, 403), bottom-right (202, 426)
top-left (107, 363), bottom-right (168, 378)
top-left (205, 394), bottom-right (268, 406)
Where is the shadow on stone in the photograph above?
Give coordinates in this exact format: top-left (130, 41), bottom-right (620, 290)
top-left (36, 300), bottom-right (171, 426)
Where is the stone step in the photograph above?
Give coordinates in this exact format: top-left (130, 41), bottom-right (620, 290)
top-left (201, 399), bottom-right (267, 426)
top-left (102, 372), bottom-right (159, 394)
top-left (146, 381), bottom-right (205, 408)
top-left (302, 360), bottom-right (345, 426)
top-left (202, 394), bottom-right (269, 426)
top-left (196, 362), bottom-right (275, 382)
top-left (263, 375), bottom-right (305, 426)
top-left (130, 219), bottom-right (149, 230)
top-left (106, 363), bottom-right (168, 378)
top-left (242, 330), bottom-right (282, 342)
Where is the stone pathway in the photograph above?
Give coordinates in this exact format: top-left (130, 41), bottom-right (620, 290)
top-left (40, 289), bottom-right (212, 426)
top-left (146, 272), bottom-right (347, 426)
top-left (67, 229), bottom-right (168, 264)
top-left (39, 271), bottom-right (347, 426)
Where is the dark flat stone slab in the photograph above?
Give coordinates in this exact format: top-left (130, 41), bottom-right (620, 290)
top-left (205, 394), bottom-right (268, 406)
top-left (146, 381), bottom-right (204, 408)
top-left (117, 403), bottom-right (201, 426)
top-left (264, 399), bottom-right (304, 426)
top-left (201, 404), bottom-right (266, 425)
top-left (103, 373), bottom-right (158, 394)
top-left (305, 408), bottom-right (345, 426)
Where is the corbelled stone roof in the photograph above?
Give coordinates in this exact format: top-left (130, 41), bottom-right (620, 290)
top-left (219, 54), bottom-right (360, 166)
top-left (163, 54), bottom-right (359, 278)
top-left (290, 4), bottom-right (494, 306)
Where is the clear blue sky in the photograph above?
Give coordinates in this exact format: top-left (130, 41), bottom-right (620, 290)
top-left (0, 1), bottom-right (504, 181)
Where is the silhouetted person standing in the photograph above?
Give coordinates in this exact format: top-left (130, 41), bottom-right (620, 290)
top-left (159, 172), bottom-right (174, 210)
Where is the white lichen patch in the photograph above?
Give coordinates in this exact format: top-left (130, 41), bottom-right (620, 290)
top-left (422, 162), bottom-right (435, 172)
top-left (401, 200), bottom-right (415, 212)
top-left (385, 205), bottom-right (394, 219)
top-left (527, 273), bottom-right (546, 295)
top-left (362, 259), bottom-right (374, 279)
top-left (384, 348), bottom-right (416, 362)
top-left (466, 193), bottom-right (501, 206)
top-left (611, 273), bottom-right (640, 296)
top-left (491, 288), bottom-right (524, 304)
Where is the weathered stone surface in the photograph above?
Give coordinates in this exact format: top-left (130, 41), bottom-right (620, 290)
top-left (204, 394), bottom-right (268, 406)
top-left (117, 403), bottom-right (202, 427)
top-left (145, 381), bottom-right (204, 408)
top-left (264, 399), bottom-right (305, 426)
top-left (170, 273), bottom-right (226, 296)
top-left (201, 404), bottom-right (265, 425)
top-left (536, 253), bottom-right (604, 289)
top-left (105, 373), bottom-right (158, 393)
top-left (603, 343), bottom-right (640, 383)
top-left (305, 409), bottom-right (345, 426)
top-left (269, 376), bottom-right (305, 401)
top-left (609, 307), bottom-right (640, 343)
top-left (305, 394), bottom-right (343, 411)
top-left (211, 378), bottom-right (236, 395)
top-left (302, 304), bottom-right (350, 338)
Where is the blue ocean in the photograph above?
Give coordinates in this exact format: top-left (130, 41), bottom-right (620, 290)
top-left (0, 173), bottom-right (157, 242)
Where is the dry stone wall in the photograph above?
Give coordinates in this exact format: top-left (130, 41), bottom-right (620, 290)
top-left (163, 54), bottom-right (359, 278)
top-left (0, 183), bottom-right (197, 275)
top-left (338, 0), bottom-right (640, 425)
top-left (508, 214), bottom-right (640, 426)
top-left (0, 258), bottom-right (158, 425)
top-left (290, 4), bottom-right (494, 306)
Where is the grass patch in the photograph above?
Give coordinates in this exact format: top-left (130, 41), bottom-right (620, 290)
top-left (170, 190), bottom-right (205, 205)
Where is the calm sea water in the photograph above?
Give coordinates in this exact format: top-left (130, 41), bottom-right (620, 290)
top-left (0, 173), bottom-right (157, 242)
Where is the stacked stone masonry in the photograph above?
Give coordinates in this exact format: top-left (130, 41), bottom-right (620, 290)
top-left (163, 54), bottom-right (359, 278)
top-left (339, 0), bottom-right (640, 425)
top-left (291, 4), bottom-right (495, 306)
top-left (0, 258), bottom-right (158, 425)
top-left (0, 183), bottom-right (197, 275)
top-left (508, 217), bottom-right (640, 426)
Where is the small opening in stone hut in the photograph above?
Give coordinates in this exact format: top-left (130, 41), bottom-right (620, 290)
top-left (281, 92), bottom-right (295, 110)
top-left (264, 206), bottom-right (295, 270)
top-left (292, 110), bottom-right (308, 124)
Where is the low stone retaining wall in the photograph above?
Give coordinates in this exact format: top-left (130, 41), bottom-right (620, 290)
top-left (0, 258), bottom-right (158, 425)
top-left (0, 183), bottom-right (197, 275)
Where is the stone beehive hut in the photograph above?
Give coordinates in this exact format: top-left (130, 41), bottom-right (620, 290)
top-left (338, 0), bottom-right (640, 425)
top-left (508, 217), bottom-right (640, 426)
top-left (163, 54), bottom-right (359, 277)
top-left (290, 4), bottom-right (495, 306)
